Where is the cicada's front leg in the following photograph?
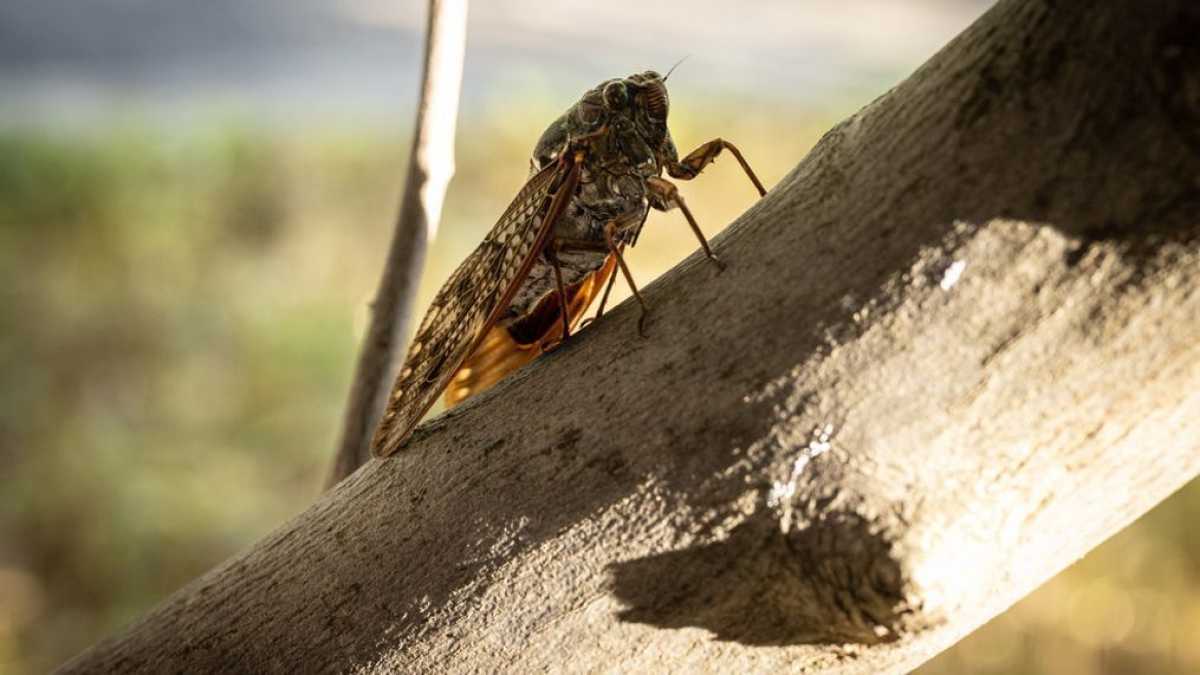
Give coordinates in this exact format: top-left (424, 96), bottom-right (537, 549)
top-left (666, 138), bottom-right (768, 197)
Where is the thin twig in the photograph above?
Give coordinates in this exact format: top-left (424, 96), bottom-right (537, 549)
top-left (326, 0), bottom-right (468, 488)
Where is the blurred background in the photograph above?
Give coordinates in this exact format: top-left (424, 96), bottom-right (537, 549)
top-left (0, 1), bottom-right (1196, 673)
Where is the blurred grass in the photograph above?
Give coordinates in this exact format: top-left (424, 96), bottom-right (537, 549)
top-left (0, 105), bottom-right (1196, 674)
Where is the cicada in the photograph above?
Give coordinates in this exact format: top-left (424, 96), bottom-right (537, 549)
top-left (371, 70), bottom-right (767, 457)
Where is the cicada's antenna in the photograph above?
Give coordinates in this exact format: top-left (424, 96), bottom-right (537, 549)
top-left (664, 56), bottom-right (689, 82)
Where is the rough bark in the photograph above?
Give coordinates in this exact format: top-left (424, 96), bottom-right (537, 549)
top-left (63, 0), bottom-right (1200, 672)
top-left (327, 0), bottom-right (468, 487)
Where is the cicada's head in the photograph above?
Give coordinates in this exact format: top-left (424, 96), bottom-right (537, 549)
top-left (531, 70), bottom-right (677, 172)
top-left (607, 71), bottom-right (670, 145)
top-left (600, 70), bottom-right (682, 171)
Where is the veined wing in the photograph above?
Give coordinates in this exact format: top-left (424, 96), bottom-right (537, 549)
top-left (371, 157), bottom-right (581, 457)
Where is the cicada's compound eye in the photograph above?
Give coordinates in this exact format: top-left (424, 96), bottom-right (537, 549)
top-left (643, 79), bottom-right (669, 120)
top-left (602, 81), bottom-right (629, 110)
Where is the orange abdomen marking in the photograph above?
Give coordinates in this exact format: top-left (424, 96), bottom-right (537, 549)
top-left (445, 254), bottom-right (617, 407)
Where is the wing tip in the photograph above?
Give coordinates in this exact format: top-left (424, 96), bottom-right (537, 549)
top-left (370, 425), bottom-right (405, 459)
top-left (371, 433), bottom-right (407, 459)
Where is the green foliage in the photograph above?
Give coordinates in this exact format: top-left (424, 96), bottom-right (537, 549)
top-left (0, 128), bottom-right (372, 671)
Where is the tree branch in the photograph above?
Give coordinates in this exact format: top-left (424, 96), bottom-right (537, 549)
top-left (64, 0), bottom-right (1200, 672)
top-left (326, 0), bottom-right (468, 487)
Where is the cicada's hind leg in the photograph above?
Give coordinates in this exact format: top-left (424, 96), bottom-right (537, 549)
top-left (544, 245), bottom-right (572, 348)
top-left (666, 138), bottom-right (768, 197)
top-left (646, 176), bottom-right (725, 271)
top-left (580, 262), bottom-right (619, 328)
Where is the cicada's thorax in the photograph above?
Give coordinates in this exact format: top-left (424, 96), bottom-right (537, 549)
top-left (500, 73), bottom-right (674, 331)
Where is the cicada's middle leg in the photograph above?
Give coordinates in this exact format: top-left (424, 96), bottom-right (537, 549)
top-left (556, 208), bottom-right (651, 336)
top-left (646, 176), bottom-right (725, 271)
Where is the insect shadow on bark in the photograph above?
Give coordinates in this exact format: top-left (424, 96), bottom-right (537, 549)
top-left (607, 511), bottom-right (910, 646)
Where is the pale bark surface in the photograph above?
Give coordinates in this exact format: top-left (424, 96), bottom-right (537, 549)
top-left (63, 0), bottom-right (1200, 672)
top-left (327, 0), bottom-right (468, 487)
